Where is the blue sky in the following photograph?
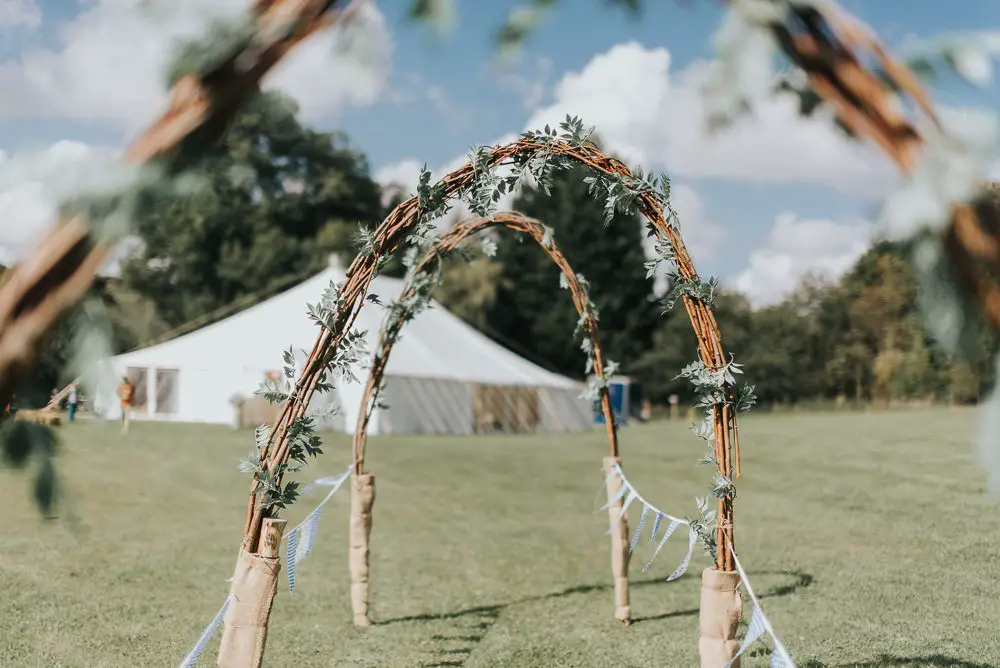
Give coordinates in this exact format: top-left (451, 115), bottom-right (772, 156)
top-left (1, 0), bottom-right (999, 302)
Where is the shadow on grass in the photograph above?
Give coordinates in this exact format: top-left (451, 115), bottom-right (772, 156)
top-left (802, 655), bottom-right (996, 668)
top-left (416, 606), bottom-right (502, 668)
top-left (382, 569), bottom-right (813, 667)
top-left (630, 569), bottom-right (814, 624)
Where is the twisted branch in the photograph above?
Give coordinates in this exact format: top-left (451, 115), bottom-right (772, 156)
top-left (764, 0), bottom-right (1000, 326)
top-left (0, 0), bottom-right (364, 411)
top-left (243, 137), bottom-right (737, 570)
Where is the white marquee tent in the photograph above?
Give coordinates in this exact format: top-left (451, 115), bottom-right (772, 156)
top-left (92, 259), bottom-right (595, 436)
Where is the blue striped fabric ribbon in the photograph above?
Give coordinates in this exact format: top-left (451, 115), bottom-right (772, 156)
top-left (176, 595), bottom-right (232, 668)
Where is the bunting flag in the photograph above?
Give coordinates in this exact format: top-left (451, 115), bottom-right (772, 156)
top-left (600, 464), bottom-right (796, 667)
top-left (725, 544), bottom-right (797, 668)
top-left (666, 527), bottom-right (698, 582)
top-left (180, 465), bottom-right (353, 666)
top-left (285, 466), bottom-right (352, 592)
top-left (725, 604), bottom-right (767, 666)
top-left (644, 518), bottom-right (679, 574)
top-left (599, 463), bottom-right (694, 581)
top-left (176, 595), bottom-right (233, 668)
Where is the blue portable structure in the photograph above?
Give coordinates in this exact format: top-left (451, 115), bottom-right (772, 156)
top-left (594, 376), bottom-right (631, 426)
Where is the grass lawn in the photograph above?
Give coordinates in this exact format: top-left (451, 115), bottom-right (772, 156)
top-left (2, 408), bottom-right (1000, 667)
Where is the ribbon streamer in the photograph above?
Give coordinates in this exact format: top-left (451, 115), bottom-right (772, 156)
top-left (177, 595), bottom-right (233, 668)
top-left (600, 463), bottom-right (694, 579)
top-left (644, 518), bottom-right (679, 574)
top-left (725, 544), bottom-right (797, 668)
top-left (629, 505), bottom-right (650, 553)
top-left (181, 465), bottom-right (352, 665)
top-left (286, 466), bottom-right (352, 592)
top-left (666, 526), bottom-right (697, 582)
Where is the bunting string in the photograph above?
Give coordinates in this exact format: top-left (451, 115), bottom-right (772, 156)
top-left (726, 544), bottom-right (797, 668)
top-left (177, 595), bottom-right (233, 668)
top-left (286, 467), bottom-right (352, 592)
top-left (603, 463), bottom-right (796, 666)
top-left (177, 464), bottom-right (352, 667)
top-left (183, 462), bottom-right (795, 666)
top-left (600, 462), bottom-right (696, 579)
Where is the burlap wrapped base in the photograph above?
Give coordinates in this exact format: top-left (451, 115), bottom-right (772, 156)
top-left (350, 473), bottom-right (376, 627)
top-left (217, 550), bottom-right (282, 668)
top-left (699, 567), bottom-right (742, 668)
top-left (602, 456), bottom-right (631, 624)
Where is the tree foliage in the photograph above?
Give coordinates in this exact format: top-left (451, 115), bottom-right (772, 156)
top-left (476, 161), bottom-right (659, 377)
top-left (635, 241), bottom-right (1000, 408)
top-left (120, 91), bottom-right (384, 328)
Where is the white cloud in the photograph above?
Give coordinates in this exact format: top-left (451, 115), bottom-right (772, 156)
top-left (0, 0), bottom-right (391, 131)
top-left (730, 212), bottom-right (874, 307)
top-left (0, 140), bottom-right (133, 270)
top-left (379, 42), bottom-right (898, 197)
top-left (373, 41), bottom-right (905, 301)
top-left (492, 56), bottom-right (554, 110)
top-left (522, 42), bottom-right (898, 196)
top-left (0, 0), bottom-right (40, 28)
top-left (374, 41), bottom-right (901, 226)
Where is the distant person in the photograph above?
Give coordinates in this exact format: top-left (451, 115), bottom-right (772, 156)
top-left (67, 383), bottom-right (79, 422)
top-left (117, 376), bottom-right (135, 435)
top-left (50, 387), bottom-right (60, 409)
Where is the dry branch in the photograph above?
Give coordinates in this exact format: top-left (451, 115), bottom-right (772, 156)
top-left (0, 0), bottom-right (363, 411)
top-left (243, 140), bottom-right (737, 573)
top-left (765, 0), bottom-right (1000, 327)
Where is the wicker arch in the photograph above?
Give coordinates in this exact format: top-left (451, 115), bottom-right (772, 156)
top-left (345, 211), bottom-right (635, 625)
top-left (234, 136), bottom-right (738, 643)
top-left (242, 136), bottom-right (736, 571)
top-left (351, 211), bottom-right (621, 472)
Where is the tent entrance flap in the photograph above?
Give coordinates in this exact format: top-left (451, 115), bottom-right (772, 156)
top-left (154, 368), bottom-right (179, 415)
top-left (126, 367), bottom-right (149, 412)
top-left (472, 384), bottom-right (541, 434)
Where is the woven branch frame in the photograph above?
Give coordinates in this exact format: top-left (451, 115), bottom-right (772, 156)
top-left (350, 212), bottom-right (622, 474)
top-left (244, 137), bottom-right (740, 570)
top-left (766, 0), bottom-right (1000, 322)
top-left (0, 0), bottom-right (363, 411)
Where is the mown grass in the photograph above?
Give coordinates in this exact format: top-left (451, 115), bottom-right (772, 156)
top-left (1, 408), bottom-right (999, 667)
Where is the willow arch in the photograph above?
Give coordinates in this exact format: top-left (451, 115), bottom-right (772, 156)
top-left (347, 212), bottom-right (631, 625)
top-left (228, 128), bottom-right (742, 665)
top-left (352, 212), bottom-right (621, 471)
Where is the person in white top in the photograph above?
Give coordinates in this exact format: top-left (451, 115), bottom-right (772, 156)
top-left (67, 383), bottom-right (79, 422)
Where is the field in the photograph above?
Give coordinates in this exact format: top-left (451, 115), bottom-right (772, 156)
top-left (2, 408), bottom-right (999, 667)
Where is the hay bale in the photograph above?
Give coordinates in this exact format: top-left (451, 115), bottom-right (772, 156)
top-left (14, 410), bottom-right (62, 426)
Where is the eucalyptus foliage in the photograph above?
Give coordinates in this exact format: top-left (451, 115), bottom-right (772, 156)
top-left (407, 0), bottom-right (644, 55)
top-left (0, 420), bottom-right (60, 518)
top-left (347, 116), bottom-right (756, 560)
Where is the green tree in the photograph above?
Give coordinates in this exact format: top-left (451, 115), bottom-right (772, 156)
top-left (435, 253), bottom-right (509, 330)
top-left (483, 161), bottom-right (658, 378)
top-left (120, 91), bottom-right (383, 327)
top-left (634, 292), bottom-right (753, 405)
top-left (13, 277), bottom-right (138, 408)
top-left (743, 301), bottom-right (816, 405)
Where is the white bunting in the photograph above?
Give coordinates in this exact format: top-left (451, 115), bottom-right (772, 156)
top-left (181, 465), bottom-right (352, 664)
top-left (666, 526), bottom-right (698, 582)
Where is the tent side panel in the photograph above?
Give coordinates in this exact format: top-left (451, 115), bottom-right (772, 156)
top-left (377, 376), bottom-right (474, 436)
top-left (537, 387), bottom-right (593, 433)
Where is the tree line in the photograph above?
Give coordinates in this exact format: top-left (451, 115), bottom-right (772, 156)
top-left (11, 91), bottom-right (995, 410)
